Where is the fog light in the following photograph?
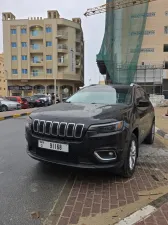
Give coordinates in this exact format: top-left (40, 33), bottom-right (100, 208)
top-left (94, 150), bottom-right (117, 162)
top-left (109, 152), bottom-right (114, 156)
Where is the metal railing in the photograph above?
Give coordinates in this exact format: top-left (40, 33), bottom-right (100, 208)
top-left (31, 59), bottom-right (43, 64)
top-left (76, 48), bottom-right (81, 52)
top-left (58, 44), bottom-right (68, 50)
top-left (30, 44), bottom-right (43, 50)
top-left (58, 58), bottom-right (68, 64)
top-left (76, 35), bottom-right (81, 41)
top-left (30, 72), bottom-right (45, 77)
top-left (57, 30), bottom-right (68, 38)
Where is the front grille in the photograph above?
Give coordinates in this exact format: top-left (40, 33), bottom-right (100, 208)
top-left (33, 119), bottom-right (85, 139)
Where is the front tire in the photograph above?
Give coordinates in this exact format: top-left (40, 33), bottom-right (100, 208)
top-left (1, 105), bottom-right (8, 112)
top-left (120, 133), bottom-right (138, 178)
top-left (144, 121), bottom-right (155, 145)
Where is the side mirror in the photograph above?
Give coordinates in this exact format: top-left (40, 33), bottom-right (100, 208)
top-left (137, 99), bottom-right (150, 107)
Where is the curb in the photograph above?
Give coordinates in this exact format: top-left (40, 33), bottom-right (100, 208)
top-left (155, 126), bottom-right (168, 147)
top-left (117, 192), bottom-right (168, 225)
top-left (0, 112), bottom-right (31, 121)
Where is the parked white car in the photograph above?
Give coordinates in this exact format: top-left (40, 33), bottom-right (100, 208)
top-left (0, 98), bottom-right (21, 112)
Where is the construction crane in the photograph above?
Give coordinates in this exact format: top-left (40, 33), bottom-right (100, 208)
top-left (84, 0), bottom-right (156, 17)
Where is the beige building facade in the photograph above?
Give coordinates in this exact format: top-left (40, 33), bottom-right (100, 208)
top-left (0, 53), bottom-right (7, 97)
top-left (132, 0), bottom-right (168, 96)
top-left (2, 10), bottom-right (84, 98)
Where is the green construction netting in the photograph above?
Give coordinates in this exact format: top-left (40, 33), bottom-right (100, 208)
top-left (97, 0), bottom-right (149, 84)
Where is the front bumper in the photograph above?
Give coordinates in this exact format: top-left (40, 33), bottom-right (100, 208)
top-left (25, 128), bottom-right (129, 170)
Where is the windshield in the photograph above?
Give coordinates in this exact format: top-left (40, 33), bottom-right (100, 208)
top-left (66, 86), bottom-right (132, 105)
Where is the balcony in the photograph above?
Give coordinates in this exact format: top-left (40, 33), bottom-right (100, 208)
top-left (57, 73), bottom-right (81, 81)
top-left (57, 30), bottom-right (68, 39)
top-left (76, 60), bottom-right (81, 68)
top-left (30, 30), bottom-right (43, 39)
top-left (30, 71), bottom-right (46, 79)
top-left (30, 44), bottom-right (43, 53)
top-left (30, 59), bottom-right (43, 66)
top-left (76, 48), bottom-right (81, 55)
top-left (76, 35), bottom-right (81, 42)
top-left (58, 44), bottom-right (68, 53)
top-left (58, 58), bottom-right (68, 66)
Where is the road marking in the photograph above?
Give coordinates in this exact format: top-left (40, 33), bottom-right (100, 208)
top-left (116, 205), bottom-right (156, 225)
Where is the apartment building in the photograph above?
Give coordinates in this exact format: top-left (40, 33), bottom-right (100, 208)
top-left (2, 10), bottom-right (84, 98)
top-left (131, 0), bottom-right (168, 96)
top-left (0, 53), bottom-right (6, 97)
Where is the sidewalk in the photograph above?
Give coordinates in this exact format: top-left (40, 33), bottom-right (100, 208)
top-left (155, 107), bottom-right (168, 134)
top-left (0, 108), bottom-right (36, 120)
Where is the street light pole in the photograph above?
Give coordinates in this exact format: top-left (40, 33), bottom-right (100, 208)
top-left (54, 35), bottom-right (62, 104)
top-left (54, 37), bottom-right (58, 104)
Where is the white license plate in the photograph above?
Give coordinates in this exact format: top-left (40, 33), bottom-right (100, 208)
top-left (38, 140), bottom-right (69, 153)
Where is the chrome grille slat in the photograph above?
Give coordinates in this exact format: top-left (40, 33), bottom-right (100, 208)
top-left (45, 121), bottom-right (52, 135)
top-left (39, 120), bottom-right (45, 134)
top-left (33, 120), bottom-right (84, 138)
top-left (66, 123), bottom-right (75, 137)
top-left (59, 122), bottom-right (67, 137)
top-left (51, 122), bottom-right (59, 136)
top-left (33, 119), bottom-right (39, 132)
top-left (74, 124), bottom-right (84, 138)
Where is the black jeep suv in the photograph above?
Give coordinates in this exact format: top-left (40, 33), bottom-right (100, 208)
top-left (25, 84), bottom-right (155, 177)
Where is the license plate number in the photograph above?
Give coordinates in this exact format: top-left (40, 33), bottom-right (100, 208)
top-left (38, 140), bottom-right (69, 153)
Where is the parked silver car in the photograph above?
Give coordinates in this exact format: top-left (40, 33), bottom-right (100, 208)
top-left (0, 98), bottom-right (21, 112)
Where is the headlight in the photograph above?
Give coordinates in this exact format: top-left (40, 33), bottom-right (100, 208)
top-left (88, 121), bottom-right (124, 133)
top-left (25, 116), bottom-right (32, 130)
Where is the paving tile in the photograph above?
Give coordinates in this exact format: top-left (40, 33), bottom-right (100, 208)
top-left (55, 144), bottom-right (168, 225)
top-left (57, 217), bottom-right (70, 225)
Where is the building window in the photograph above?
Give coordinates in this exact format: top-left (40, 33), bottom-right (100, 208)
top-left (22, 55), bottom-right (27, 60)
top-left (165, 61), bottom-right (168, 69)
top-left (46, 69), bottom-right (52, 74)
top-left (165, 11), bottom-right (168, 16)
top-left (163, 44), bottom-right (168, 52)
top-left (21, 28), bottom-right (27, 34)
top-left (32, 44), bottom-right (40, 49)
top-left (46, 41), bottom-right (52, 47)
top-left (46, 27), bottom-right (52, 33)
top-left (130, 30), bottom-right (155, 36)
top-left (131, 12), bottom-right (156, 18)
top-left (22, 69), bottom-right (28, 74)
top-left (21, 42), bottom-right (27, 47)
top-left (11, 42), bottom-right (17, 48)
top-left (12, 55), bottom-right (17, 60)
top-left (31, 29), bottom-right (42, 36)
top-left (164, 26), bottom-right (168, 34)
top-left (32, 70), bottom-right (40, 76)
top-left (46, 55), bottom-right (52, 60)
top-left (12, 69), bottom-right (18, 74)
top-left (11, 29), bottom-right (16, 34)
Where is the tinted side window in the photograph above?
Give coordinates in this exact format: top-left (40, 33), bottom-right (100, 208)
top-left (10, 97), bottom-right (17, 101)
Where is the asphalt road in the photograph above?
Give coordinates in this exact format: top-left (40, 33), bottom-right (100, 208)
top-left (0, 117), bottom-right (71, 225)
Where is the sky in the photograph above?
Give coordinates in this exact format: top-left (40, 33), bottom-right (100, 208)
top-left (0, 0), bottom-right (106, 85)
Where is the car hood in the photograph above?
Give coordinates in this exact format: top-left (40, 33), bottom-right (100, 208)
top-left (30, 102), bottom-right (131, 125)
